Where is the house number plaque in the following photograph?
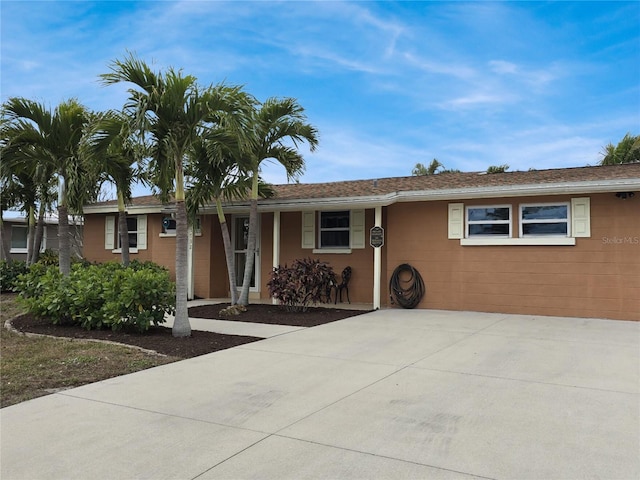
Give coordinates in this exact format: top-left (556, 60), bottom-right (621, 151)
top-left (370, 226), bottom-right (384, 248)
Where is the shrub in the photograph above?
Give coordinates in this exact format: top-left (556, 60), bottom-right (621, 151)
top-left (16, 261), bottom-right (175, 332)
top-left (268, 258), bottom-right (336, 312)
top-left (102, 267), bottom-right (175, 332)
top-left (0, 260), bottom-right (28, 292)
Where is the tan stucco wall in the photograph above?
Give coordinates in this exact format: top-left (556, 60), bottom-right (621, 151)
top-left (386, 193), bottom-right (639, 321)
top-left (265, 210), bottom-right (378, 304)
top-left (83, 193), bottom-right (638, 320)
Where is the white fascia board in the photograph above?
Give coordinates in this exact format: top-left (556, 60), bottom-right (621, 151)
top-left (83, 205), bottom-right (164, 215)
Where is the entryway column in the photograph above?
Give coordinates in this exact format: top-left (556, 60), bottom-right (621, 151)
top-left (373, 206), bottom-right (382, 310)
top-left (272, 211), bottom-right (280, 304)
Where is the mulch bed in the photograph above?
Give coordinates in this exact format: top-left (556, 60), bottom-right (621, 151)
top-left (8, 303), bottom-right (369, 359)
top-left (188, 303), bottom-right (369, 327)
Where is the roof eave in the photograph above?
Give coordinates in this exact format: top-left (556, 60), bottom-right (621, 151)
top-left (83, 178), bottom-right (640, 214)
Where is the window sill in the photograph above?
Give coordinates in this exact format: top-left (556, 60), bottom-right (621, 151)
top-left (9, 248), bottom-right (28, 254)
top-left (111, 248), bottom-right (139, 254)
top-left (460, 237), bottom-right (576, 246)
top-left (312, 248), bottom-right (352, 254)
top-left (159, 232), bottom-right (202, 238)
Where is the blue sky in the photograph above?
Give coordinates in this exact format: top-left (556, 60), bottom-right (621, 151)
top-left (2, 1), bottom-right (639, 198)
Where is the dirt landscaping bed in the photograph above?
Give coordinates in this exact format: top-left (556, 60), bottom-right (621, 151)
top-left (9, 303), bottom-right (369, 359)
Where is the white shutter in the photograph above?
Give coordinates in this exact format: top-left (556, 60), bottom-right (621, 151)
top-left (105, 216), bottom-right (115, 250)
top-left (350, 209), bottom-right (365, 249)
top-left (571, 197), bottom-right (591, 238)
top-left (137, 215), bottom-right (147, 250)
top-left (301, 211), bottom-right (315, 249)
top-left (448, 203), bottom-right (464, 239)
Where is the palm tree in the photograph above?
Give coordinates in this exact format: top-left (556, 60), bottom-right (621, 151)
top-left (412, 159), bottom-right (443, 176)
top-left (186, 134), bottom-right (274, 305)
top-left (2, 98), bottom-right (97, 275)
top-left (237, 97), bottom-right (318, 306)
top-left (101, 54), bottom-right (252, 337)
top-left (82, 110), bottom-right (144, 266)
top-left (600, 133), bottom-right (640, 165)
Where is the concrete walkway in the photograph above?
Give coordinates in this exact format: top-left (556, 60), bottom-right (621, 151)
top-left (2, 309), bottom-right (639, 479)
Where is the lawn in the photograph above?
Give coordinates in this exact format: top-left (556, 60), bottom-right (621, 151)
top-left (0, 293), bottom-right (179, 408)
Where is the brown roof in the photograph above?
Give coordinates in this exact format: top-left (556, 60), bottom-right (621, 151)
top-left (270, 163), bottom-right (640, 201)
top-left (90, 163), bottom-right (640, 208)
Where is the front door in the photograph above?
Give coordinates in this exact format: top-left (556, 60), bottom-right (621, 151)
top-left (233, 216), bottom-right (260, 292)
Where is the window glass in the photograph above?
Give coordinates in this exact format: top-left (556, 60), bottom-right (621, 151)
top-left (521, 205), bottom-right (568, 220)
top-left (10, 226), bottom-right (28, 249)
top-left (319, 211), bottom-right (350, 248)
top-left (468, 207), bottom-right (510, 222)
top-left (118, 216), bottom-right (138, 248)
top-left (520, 203), bottom-right (569, 237)
top-left (466, 206), bottom-right (511, 237)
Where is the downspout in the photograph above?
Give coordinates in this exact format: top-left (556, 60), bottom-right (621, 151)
top-left (373, 206), bottom-right (382, 310)
top-left (272, 211), bottom-right (280, 305)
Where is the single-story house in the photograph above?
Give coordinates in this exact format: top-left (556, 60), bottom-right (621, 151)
top-left (0, 214), bottom-right (84, 262)
top-left (82, 163), bottom-right (640, 321)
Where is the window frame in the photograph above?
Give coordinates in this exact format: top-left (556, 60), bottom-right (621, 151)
top-left (318, 210), bottom-right (351, 249)
top-left (117, 216), bottom-right (139, 250)
top-left (519, 202), bottom-right (570, 238)
top-left (465, 204), bottom-right (512, 238)
top-left (9, 224), bottom-right (47, 253)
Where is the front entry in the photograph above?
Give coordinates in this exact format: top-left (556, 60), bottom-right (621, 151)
top-left (233, 216), bottom-right (260, 293)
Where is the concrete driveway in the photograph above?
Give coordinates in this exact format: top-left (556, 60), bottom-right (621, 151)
top-left (2, 309), bottom-right (639, 479)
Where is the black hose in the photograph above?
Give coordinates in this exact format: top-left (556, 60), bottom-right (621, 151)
top-left (389, 263), bottom-right (425, 309)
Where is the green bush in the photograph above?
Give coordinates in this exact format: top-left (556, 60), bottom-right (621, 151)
top-left (267, 258), bottom-right (336, 312)
top-left (15, 261), bottom-right (175, 332)
top-left (0, 260), bottom-right (29, 292)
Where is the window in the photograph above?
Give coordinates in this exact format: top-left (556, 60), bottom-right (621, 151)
top-left (466, 206), bottom-right (511, 237)
top-left (10, 225), bottom-right (28, 252)
top-left (119, 216), bottom-right (139, 249)
top-left (520, 203), bottom-right (569, 237)
top-left (104, 215), bottom-right (147, 251)
top-left (319, 211), bottom-right (350, 248)
top-left (9, 225), bottom-right (47, 253)
top-left (160, 216), bottom-right (201, 236)
top-left (301, 209), bottom-right (365, 251)
top-left (162, 217), bottom-right (176, 235)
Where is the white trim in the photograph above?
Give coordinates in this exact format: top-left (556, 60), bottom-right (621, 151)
top-left (466, 204), bottom-right (512, 238)
top-left (571, 197), bottom-right (591, 237)
top-left (312, 248), bottom-right (352, 254)
top-left (519, 202), bottom-right (570, 238)
top-left (373, 206), bottom-right (382, 310)
top-left (301, 211), bottom-right (315, 249)
top-left (105, 216), bottom-right (115, 250)
top-left (111, 248), bottom-right (139, 254)
top-left (350, 209), bottom-right (366, 249)
top-left (447, 203), bottom-right (464, 239)
top-left (461, 237), bottom-right (576, 246)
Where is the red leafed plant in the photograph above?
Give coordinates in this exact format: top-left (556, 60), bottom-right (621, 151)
top-left (267, 258), bottom-right (336, 312)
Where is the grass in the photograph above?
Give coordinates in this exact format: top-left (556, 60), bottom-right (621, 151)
top-left (0, 293), bottom-right (179, 408)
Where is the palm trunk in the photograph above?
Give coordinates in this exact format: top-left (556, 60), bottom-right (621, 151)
top-left (26, 205), bottom-right (35, 265)
top-left (31, 204), bottom-right (46, 265)
top-left (216, 198), bottom-right (238, 305)
top-left (117, 190), bottom-right (129, 266)
top-left (239, 174), bottom-right (259, 306)
top-left (58, 204), bottom-right (70, 276)
top-left (0, 215), bottom-right (11, 264)
top-left (172, 164), bottom-right (191, 337)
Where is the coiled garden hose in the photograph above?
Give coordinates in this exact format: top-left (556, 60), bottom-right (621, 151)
top-left (389, 263), bottom-right (425, 309)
